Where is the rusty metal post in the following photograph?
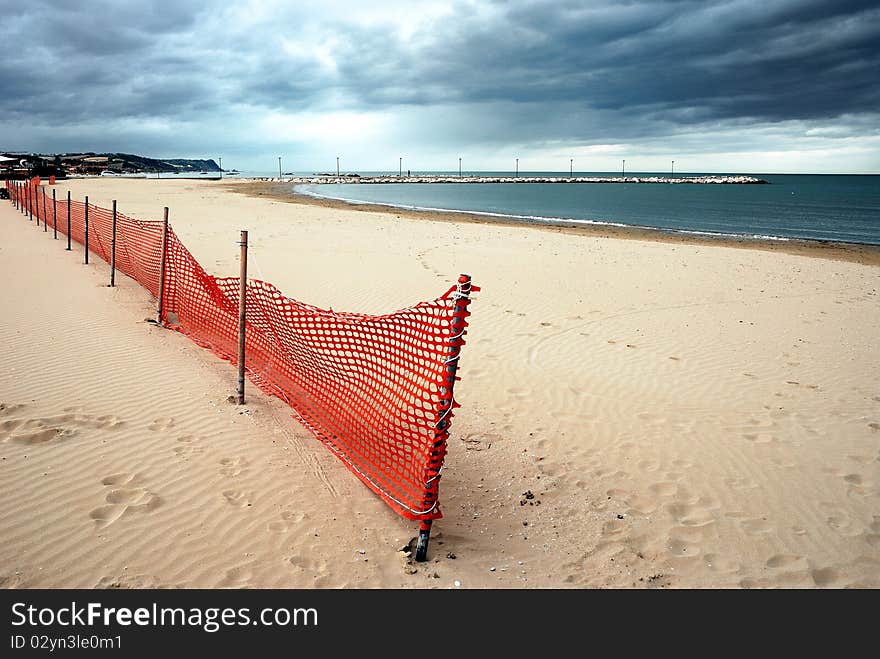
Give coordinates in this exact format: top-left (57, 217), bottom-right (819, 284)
top-left (237, 230), bottom-right (248, 405)
top-left (28, 183), bottom-right (33, 222)
top-left (84, 196), bottom-right (89, 264)
top-left (42, 188), bottom-right (48, 231)
top-left (109, 200), bottom-right (117, 286)
top-left (66, 191), bottom-right (71, 250)
top-left (415, 273), bottom-right (475, 562)
top-left (52, 188), bottom-right (57, 239)
top-left (157, 208), bottom-right (169, 324)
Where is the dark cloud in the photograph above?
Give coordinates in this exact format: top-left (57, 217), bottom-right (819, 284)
top-left (326, 0), bottom-right (880, 123)
top-left (0, 0), bottom-right (877, 167)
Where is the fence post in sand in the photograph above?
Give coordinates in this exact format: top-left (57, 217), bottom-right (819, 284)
top-left (237, 230), bottom-right (248, 405)
top-left (415, 273), bottom-right (474, 562)
top-left (52, 189), bottom-right (57, 239)
top-left (66, 191), bottom-right (71, 250)
top-left (28, 183), bottom-right (34, 222)
top-left (109, 200), bottom-right (117, 287)
top-left (13, 182), bottom-right (18, 210)
top-left (84, 196), bottom-right (89, 264)
top-left (35, 184), bottom-right (41, 227)
top-left (42, 188), bottom-right (48, 231)
top-left (157, 208), bottom-right (169, 324)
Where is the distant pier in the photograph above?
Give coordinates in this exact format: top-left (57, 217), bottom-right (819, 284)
top-left (261, 174), bottom-right (769, 185)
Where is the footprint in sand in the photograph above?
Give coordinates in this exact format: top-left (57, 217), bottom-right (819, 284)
top-left (102, 472), bottom-right (136, 486)
top-left (824, 512), bottom-right (862, 537)
top-left (0, 410), bottom-right (124, 445)
top-left (222, 489), bottom-right (253, 508)
top-left (217, 564), bottom-right (254, 588)
top-left (174, 444), bottom-right (205, 458)
top-left (601, 519), bottom-right (628, 538)
top-left (219, 456), bottom-right (250, 477)
top-left (624, 495), bottom-right (658, 516)
top-left (286, 553), bottom-right (328, 577)
top-left (765, 554), bottom-right (806, 569)
top-left (649, 482), bottom-right (678, 497)
top-left (811, 567), bottom-right (841, 587)
top-left (666, 527), bottom-right (703, 558)
top-left (703, 553), bottom-right (741, 574)
top-left (89, 474), bottom-right (161, 529)
top-left (267, 510), bottom-right (307, 532)
top-left (148, 418), bottom-right (176, 432)
top-left (742, 432), bottom-right (777, 444)
top-left (0, 402), bottom-right (28, 417)
top-left (666, 502), bottom-right (716, 528)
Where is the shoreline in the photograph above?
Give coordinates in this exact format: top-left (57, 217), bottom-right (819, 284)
top-left (221, 180), bottom-right (880, 267)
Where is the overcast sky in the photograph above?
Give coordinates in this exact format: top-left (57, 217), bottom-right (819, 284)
top-left (1, 0), bottom-right (878, 172)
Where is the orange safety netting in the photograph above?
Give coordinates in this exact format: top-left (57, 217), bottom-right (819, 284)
top-left (6, 179), bottom-right (476, 521)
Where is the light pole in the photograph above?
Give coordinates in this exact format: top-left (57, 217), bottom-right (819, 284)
top-left (515, 158), bottom-right (519, 177)
top-left (278, 156), bottom-right (282, 178)
top-left (622, 159), bottom-right (625, 177)
top-left (336, 157), bottom-right (340, 177)
top-left (570, 158), bottom-right (573, 177)
top-left (459, 157), bottom-right (461, 177)
top-left (671, 160), bottom-right (675, 177)
top-left (399, 157), bottom-right (402, 177)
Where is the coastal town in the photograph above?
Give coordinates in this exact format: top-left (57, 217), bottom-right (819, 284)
top-left (0, 152), bottom-right (222, 179)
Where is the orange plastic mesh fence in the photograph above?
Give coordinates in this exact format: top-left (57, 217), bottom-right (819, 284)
top-left (6, 180), bottom-right (475, 521)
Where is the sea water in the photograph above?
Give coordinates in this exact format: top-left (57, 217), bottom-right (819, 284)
top-left (295, 173), bottom-right (880, 245)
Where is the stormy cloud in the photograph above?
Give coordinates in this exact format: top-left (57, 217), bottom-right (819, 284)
top-left (1, 0), bottom-right (878, 172)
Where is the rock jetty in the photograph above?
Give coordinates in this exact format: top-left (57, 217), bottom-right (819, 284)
top-left (260, 174), bottom-right (768, 185)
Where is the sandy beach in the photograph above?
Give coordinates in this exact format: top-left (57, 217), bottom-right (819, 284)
top-left (1, 177), bottom-right (878, 588)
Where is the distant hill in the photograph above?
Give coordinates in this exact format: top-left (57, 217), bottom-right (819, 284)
top-left (109, 154), bottom-right (221, 172)
top-left (55, 152), bottom-right (221, 174)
